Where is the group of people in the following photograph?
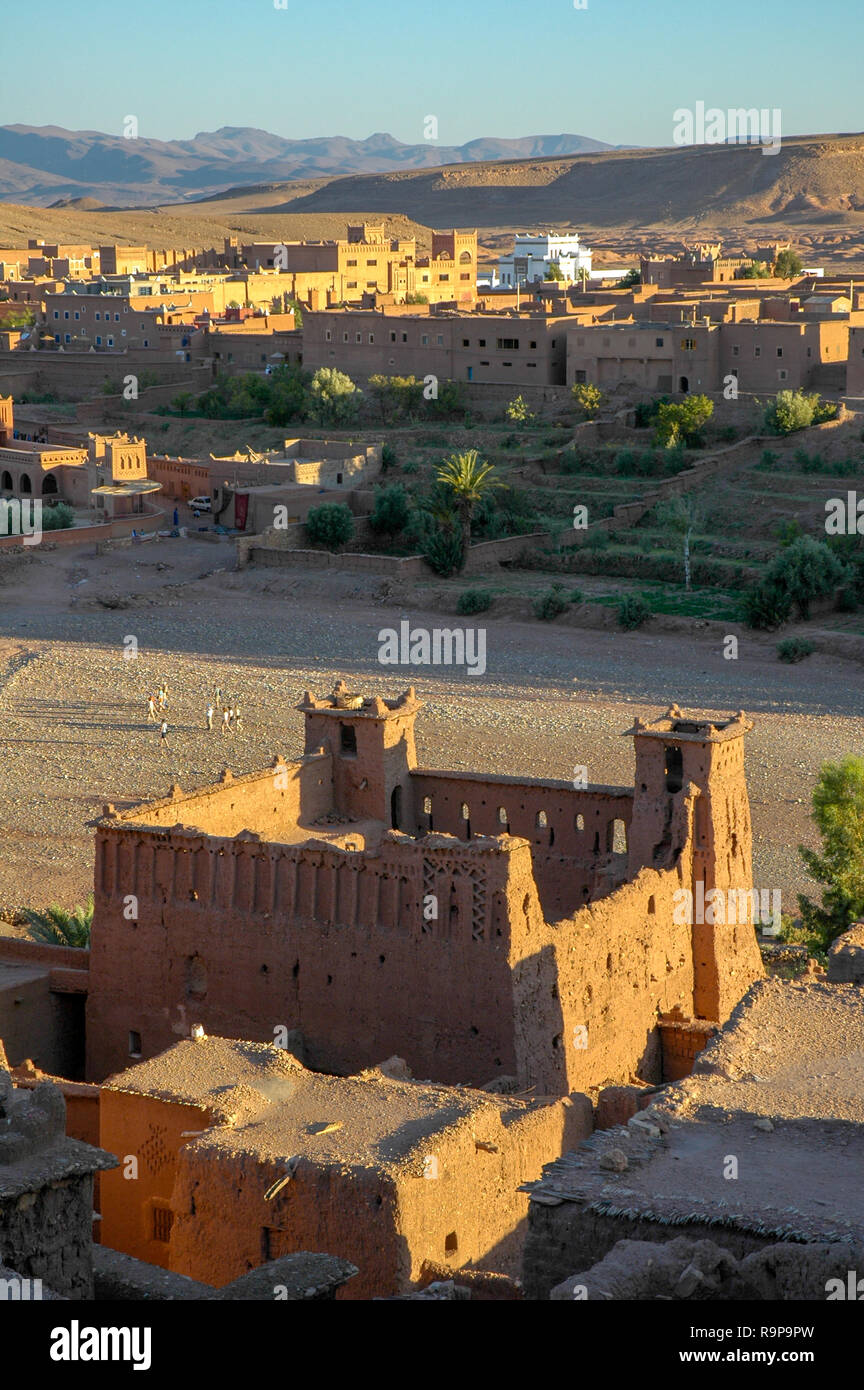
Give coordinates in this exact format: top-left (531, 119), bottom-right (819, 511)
top-left (206, 698), bottom-right (243, 735)
top-left (145, 685), bottom-right (170, 745)
top-left (144, 681), bottom-right (243, 747)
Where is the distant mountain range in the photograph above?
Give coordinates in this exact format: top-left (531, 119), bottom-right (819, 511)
top-left (0, 125), bottom-right (615, 207)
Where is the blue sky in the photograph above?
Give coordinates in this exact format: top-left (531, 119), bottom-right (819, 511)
top-left (4, 0), bottom-right (861, 147)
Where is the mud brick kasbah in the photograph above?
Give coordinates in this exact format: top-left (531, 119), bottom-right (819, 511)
top-left (85, 686), bottom-right (764, 1093)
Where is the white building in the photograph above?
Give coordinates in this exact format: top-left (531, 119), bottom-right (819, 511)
top-left (498, 231), bottom-right (592, 287)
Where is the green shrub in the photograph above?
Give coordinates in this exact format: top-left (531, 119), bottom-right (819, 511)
top-left (457, 588), bottom-right (493, 615)
top-left (742, 535), bottom-right (849, 628)
top-left (585, 528), bottom-right (610, 550)
top-left (534, 587), bottom-right (569, 621)
top-left (763, 389), bottom-right (822, 436)
top-left (505, 395), bottom-right (534, 424)
top-left (617, 593), bottom-right (651, 629)
top-left (766, 535), bottom-right (850, 619)
top-left (654, 395), bottom-right (714, 448)
top-left (309, 367), bottom-right (361, 425)
top-left (568, 587), bottom-right (584, 604)
top-left (777, 637), bottom-right (815, 663)
top-left (381, 443), bottom-right (397, 470)
top-left (773, 519), bottom-right (803, 548)
top-left (41, 502), bottom-right (75, 531)
top-left (571, 382), bottom-right (603, 418)
top-left (305, 503), bottom-right (354, 550)
top-left (423, 528), bottom-right (463, 577)
top-left (369, 484), bottom-right (410, 538)
top-left (634, 396), bottom-right (669, 428)
top-left (742, 579), bottom-right (792, 630)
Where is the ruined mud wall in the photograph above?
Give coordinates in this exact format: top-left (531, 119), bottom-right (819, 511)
top-left (410, 771), bottom-right (633, 922)
top-left (0, 1172), bottom-right (97, 1298)
top-left (87, 830), bottom-right (537, 1087)
top-left (522, 1200), bottom-right (780, 1300)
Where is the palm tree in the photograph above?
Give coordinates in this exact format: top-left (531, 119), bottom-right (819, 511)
top-left (435, 450), bottom-right (501, 566)
top-left (22, 896), bottom-right (94, 948)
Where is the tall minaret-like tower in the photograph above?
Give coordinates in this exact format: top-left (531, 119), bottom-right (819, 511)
top-left (626, 706), bottom-right (764, 1022)
top-left (297, 682), bottom-right (421, 830)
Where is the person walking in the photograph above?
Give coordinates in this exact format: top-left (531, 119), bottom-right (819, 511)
top-left (206, 702), bottom-right (214, 731)
top-left (214, 685), bottom-right (222, 708)
top-left (159, 719), bottom-right (169, 747)
top-left (234, 704), bottom-right (243, 733)
top-left (147, 695), bottom-right (157, 722)
top-left (221, 707), bottom-right (230, 736)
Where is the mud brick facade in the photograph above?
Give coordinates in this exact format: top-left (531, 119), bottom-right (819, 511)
top-left (86, 690), bottom-right (763, 1093)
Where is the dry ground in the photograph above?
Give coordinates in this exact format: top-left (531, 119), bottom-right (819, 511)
top-left (0, 531), bottom-right (859, 923)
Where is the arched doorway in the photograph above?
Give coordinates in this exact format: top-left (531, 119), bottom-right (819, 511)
top-left (42, 473), bottom-right (58, 496)
top-left (679, 376), bottom-right (689, 393)
top-left (19, 473), bottom-right (31, 494)
top-left (0, 471), bottom-right (11, 492)
top-left (390, 785), bottom-right (402, 831)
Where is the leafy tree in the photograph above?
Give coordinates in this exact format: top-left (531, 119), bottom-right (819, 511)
top-left (309, 368), bottom-right (361, 425)
top-left (23, 897), bottom-right (93, 947)
top-left (617, 268), bottom-right (641, 287)
top-left (2, 307), bottom-right (36, 328)
top-left (263, 365), bottom-right (310, 426)
top-left (763, 389), bottom-right (823, 435)
top-left (741, 578), bottom-right (792, 630)
top-left (405, 292), bottom-right (428, 305)
top-left (368, 374), bottom-right (424, 423)
top-left (744, 535), bottom-right (849, 627)
top-left (435, 450), bottom-right (501, 566)
top-left (774, 249), bottom-right (804, 279)
top-left (425, 379), bottom-right (466, 419)
top-left (655, 494), bottom-right (705, 589)
top-left (369, 484), bottom-right (411, 539)
top-left (543, 262), bottom-right (564, 281)
top-left (305, 503), bottom-right (354, 550)
top-left (172, 392), bottom-right (193, 417)
top-left (654, 395), bottom-right (713, 448)
top-left (41, 502), bottom-right (75, 531)
top-left (797, 756), bottom-right (864, 948)
top-left (740, 262), bottom-right (771, 279)
top-left (505, 395), bottom-right (534, 424)
top-left (767, 535), bottom-right (849, 618)
top-left (571, 382), bottom-right (603, 418)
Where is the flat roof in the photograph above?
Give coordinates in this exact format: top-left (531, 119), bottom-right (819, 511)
top-left (527, 980), bottom-right (864, 1243)
top-left (104, 1036), bottom-right (537, 1172)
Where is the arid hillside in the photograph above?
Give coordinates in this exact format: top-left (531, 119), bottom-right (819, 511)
top-left (181, 133), bottom-right (864, 233)
top-left (3, 132), bottom-right (864, 269)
